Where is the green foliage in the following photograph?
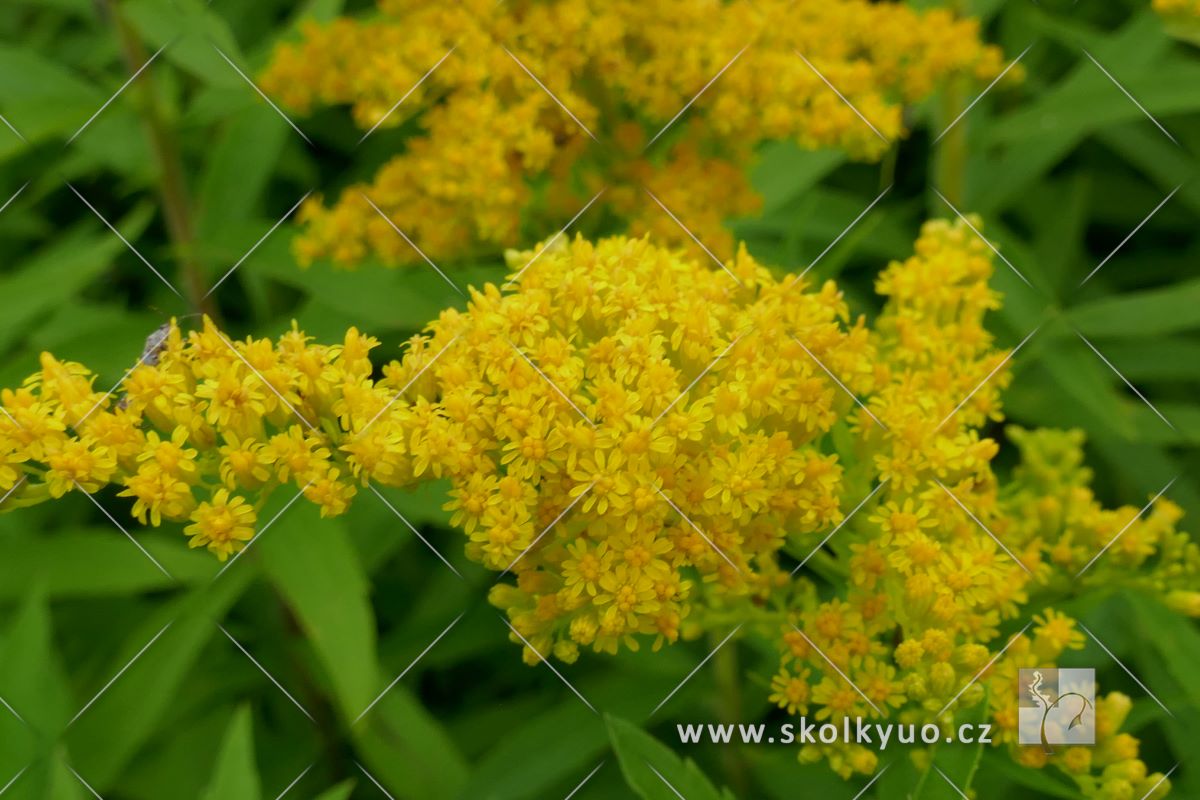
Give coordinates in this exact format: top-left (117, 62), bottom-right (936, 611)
top-left (607, 715), bottom-right (735, 800)
top-left (0, 0), bottom-right (1197, 797)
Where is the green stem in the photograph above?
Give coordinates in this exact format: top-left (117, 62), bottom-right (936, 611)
top-left (102, 0), bottom-right (214, 319)
top-left (712, 633), bottom-right (749, 796)
top-left (932, 0), bottom-right (970, 211)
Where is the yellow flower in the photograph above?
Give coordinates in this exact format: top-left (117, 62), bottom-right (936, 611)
top-left (185, 489), bottom-right (257, 561)
top-left (0, 225), bottom-right (1194, 800)
top-left (260, 0), bottom-right (1013, 268)
top-left (769, 667), bottom-right (812, 715)
top-left (44, 437), bottom-right (115, 497)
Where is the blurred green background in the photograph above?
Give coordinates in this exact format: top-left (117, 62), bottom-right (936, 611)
top-left (1, 0), bottom-right (1198, 798)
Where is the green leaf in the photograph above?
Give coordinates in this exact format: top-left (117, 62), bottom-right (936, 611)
top-left (26, 304), bottom-right (164, 385)
top-left (256, 503), bottom-right (378, 718)
top-left (1127, 593), bottom-right (1200, 711)
top-left (0, 44), bottom-right (102, 151)
top-left (64, 568), bottom-right (254, 786)
top-left (464, 700), bottom-right (607, 800)
top-left (122, 0), bottom-right (246, 88)
top-left (750, 142), bottom-right (845, 215)
top-left (914, 689), bottom-right (990, 800)
top-left (353, 687), bottom-right (468, 800)
top-left (1069, 278), bottom-right (1200, 339)
top-left (0, 528), bottom-right (214, 601)
top-left (312, 780), bottom-right (356, 800)
top-left (0, 225), bottom-right (137, 354)
top-left (975, 755), bottom-right (1087, 800)
top-left (0, 588), bottom-right (65, 784)
top-left (199, 707), bottom-right (261, 800)
top-left (195, 105), bottom-right (290, 248)
top-left (1086, 338), bottom-right (1200, 382)
top-left (984, 16), bottom-right (1179, 148)
top-left (244, 232), bottom-right (496, 331)
top-left (606, 715), bottom-right (732, 800)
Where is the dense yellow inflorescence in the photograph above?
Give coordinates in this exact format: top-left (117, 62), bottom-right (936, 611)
top-left (1, 225), bottom-right (1193, 798)
top-left (260, 0), bottom-right (1011, 267)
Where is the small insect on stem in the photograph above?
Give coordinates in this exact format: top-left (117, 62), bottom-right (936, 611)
top-left (116, 321), bottom-right (175, 410)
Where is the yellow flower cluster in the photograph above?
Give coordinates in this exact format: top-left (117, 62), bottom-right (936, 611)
top-left (2, 225), bottom-right (1193, 796)
top-left (260, 0), bottom-right (1011, 267)
top-left (754, 220), bottom-right (1194, 796)
top-left (0, 322), bottom-right (380, 559)
top-left (974, 612), bottom-right (1173, 800)
top-left (1155, 0), bottom-right (1200, 18)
